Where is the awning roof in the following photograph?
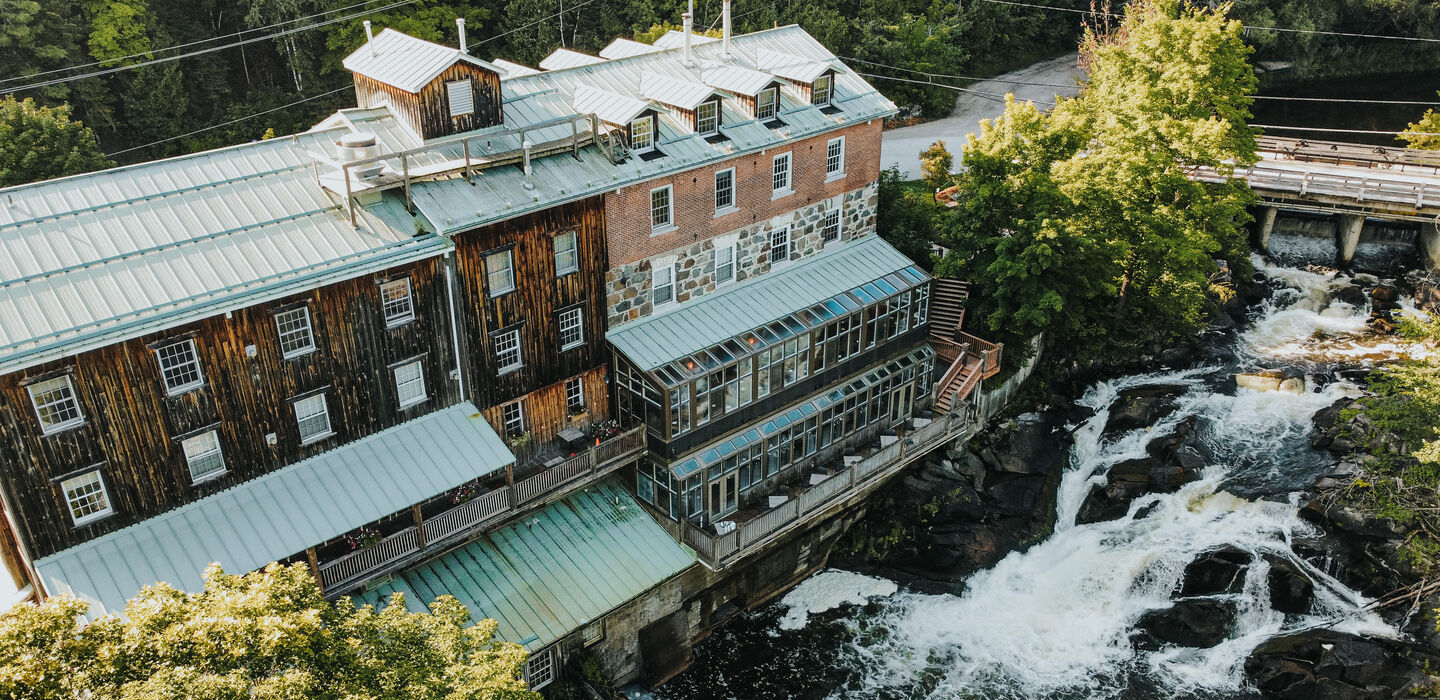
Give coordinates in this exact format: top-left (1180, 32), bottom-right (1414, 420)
top-left (35, 401), bottom-right (514, 618)
top-left (358, 477), bottom-right (695, 650)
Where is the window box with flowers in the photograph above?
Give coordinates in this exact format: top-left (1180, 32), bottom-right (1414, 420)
top-left (450, 482), bottom-right (478, 505)
top-left (590, 418), bottom-right (622, 443)
top-left (507, 431), bottom-right (533, 448)
top-left (568, 403), bottom-right (589, 419)
top-left (345, 526), bottom-right (383, 551)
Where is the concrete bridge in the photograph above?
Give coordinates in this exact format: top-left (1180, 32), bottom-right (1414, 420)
top-left (1194, 136), bottom-right (1440, 270)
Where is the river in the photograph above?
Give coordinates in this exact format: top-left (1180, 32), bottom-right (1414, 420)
top-left (650, 255), bottom-right (1430, 699)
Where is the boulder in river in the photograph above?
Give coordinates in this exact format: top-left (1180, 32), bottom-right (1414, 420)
top-left (1245, 629), bottom-right (1440, 700)
top-left (1103, 384), bottom-right (1187, 434)
top-left (1178, 546), bottom-right (1249, 596)
top-left (1235, 370), bottom-right (1306, 393)
top-left (1264, 555), bottom-right (1315, 615)
top-left (1135, 598), bottom-right (1237, 649)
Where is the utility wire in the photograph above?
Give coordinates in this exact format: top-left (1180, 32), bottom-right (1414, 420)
top-left (854, 72), bottom-right (1058, 107)
top-left (1252, 124), bottom-right (1430, 137)
top-left (976, 0), bottom-right (1440, 43)
top-left (104, 86), bottom-right (351, 158)
top-left (471, 0), bottom-right (605, 47)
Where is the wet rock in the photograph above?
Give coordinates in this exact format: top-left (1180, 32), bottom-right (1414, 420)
top-left (1206, 313), bottom-right (1237, 332)
top-left (1301, 500), bottom-right (1411, 541)
top-left (1369, 284), bottom-right (1399, 302)
top-left (1309, 398), bottom-right (1355, 449)
top-left (1145, 416), bottom-right (1198, 461)
top-left (988, 413), bottom-right (1067, 475)
top-left (1174, 445), bottom-right (1209, 470)
top-left (1103, 385), bottom-right (1186, 434)
top-left (1178, 546), bottom-right (1249, 596)
top-left (1235, 370), bottom-right (1287, 392)
top-left (1331, 284), bottom-right (1368, 307)
top-left (1265, 555), bottom-right (1315, 615)
top-left (984, 474), bottom-right (1047, 515)
top-left (1135, 598), bottom-right (1237, 649)
top-left (1245, 630), bottom-right (1438, 700)
top-left (1278, 377), bottom-right (1306, 394)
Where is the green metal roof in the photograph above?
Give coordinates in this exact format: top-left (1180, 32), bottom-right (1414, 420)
top-left (34, 401), bottom-right (514, 617)
top-left (358, 477), bottom-right (695, 650)
top-left (607, 235), bottom-right (928, 373)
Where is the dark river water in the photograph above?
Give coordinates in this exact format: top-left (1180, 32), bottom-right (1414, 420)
top-left (1251, 70), bottom-right (1440, 146)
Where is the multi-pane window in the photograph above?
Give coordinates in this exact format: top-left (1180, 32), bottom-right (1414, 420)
top-left (495, 328), bottom-right (523, 373)
top-left (275, 307), bottom-right (315, 359)
top-left (822, 207), bottom-right (842, 243)
top-left (182, 430), bottom-right (226, 483)
top-left (826, 136), bottom-right (845, 176)
top-left (502, 400), bottom-right (525, 437)
top-left (380, 278), bottom-right (414, 327)
top-left (486, 249), bottom-right (515, 296)
top-left (293, 393), bottom-right (332, 444)
top-left (772, 153), bottom-right (791, 194)
top-left (812, 74), bottom-right (832, 106)
top-left (714, 169), bottom-right (735, 212)
top-left (650, 185), bottom-right (673, 230)
top-left (447, 80), bottom-right (474, 116)
top-left (757, 87), bottom-right (778, 120)
top-left (28, 376), bottom-right (83, 433)
top-left (61, 469), bottom-right (111, 525)
top-left (653, 264), bottom-right (676, 307)
top-left (696, 101), bottom-right (719, 135)
top-left (554, 231), bottom-right (579, 275)
top-left (525, 647), bottom-right (556, 690)
top-left (770, 227), bottom-right (790, 264)
top-left (715, 244), bottom-right (736, 285)
top-left (156, 340), bottom-right (204, 395)
top-left (630, 116), bottom-right (653, 152)
top-left (394, 360), bottom-right (427, 408)
top-left (566, 376), bottom-right (585, 411)
top-left (559, 306), bottom-right (584, 349)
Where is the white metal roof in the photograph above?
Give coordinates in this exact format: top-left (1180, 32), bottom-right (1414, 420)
top-left (756, 47), bottom-right (833, 83)
top-left (700, 63), bottom-right (780, 96)
top-left (342, 28), bottom-right (499, 93)
top-left (572, 85), bottom-right (652, 125)
top-left (539, 48), bottom-right (606, 71)
top-left (600, 38), bottom-right (662, 59)
top-left (640, 70), bottom-right (718, 110)
top-left (652, 30), bottom-right (719, 49)
top-left (490, 58), bottom-right (540, 79)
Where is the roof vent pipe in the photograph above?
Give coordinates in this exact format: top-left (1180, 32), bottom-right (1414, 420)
top-left (522, 139), bottom-right (535, 190)
top-left (722, 0), bottom-right (732, 59)
top-left (456, 18), bottom-right (468, 53)
top-left (363, 20), bottom-right (375, 56)
top-left (682, 11), bottom-right (694, 67)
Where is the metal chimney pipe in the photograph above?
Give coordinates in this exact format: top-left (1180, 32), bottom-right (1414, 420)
top-left (682, 11), bottom-right (694, 67)
top-left (364, 20), bottom-right (375, 57)
top-left (522, 139), bottom-right (535, 190)
top-left (722, 0), bottom-right (733, 59)
top-left (456, 18), bottom-right (468, 53)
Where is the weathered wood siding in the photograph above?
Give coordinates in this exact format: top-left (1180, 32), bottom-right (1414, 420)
top-left (453, 196), bottom-right (610, 413)
top-left (353, 62), bottom-right (502, 140)
top-left (480, 367), bottom-right (610, 453)
top-left (0, 259), bottom-right (458, 559)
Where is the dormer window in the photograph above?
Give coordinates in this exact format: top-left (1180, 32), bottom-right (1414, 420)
top-left (630, 116), bottom-right (654, 153)
top-left (696, 100), bottom-right (719, 136)
top-left (447, 80), bottom-right (474, 117)
top-left (756, 87), bottom-right (778, 120)
top-left (812, 75), bottom-right (832, 106)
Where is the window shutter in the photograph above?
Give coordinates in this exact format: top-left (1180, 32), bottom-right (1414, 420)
top-left (447, 80), bottom-right (474, 117)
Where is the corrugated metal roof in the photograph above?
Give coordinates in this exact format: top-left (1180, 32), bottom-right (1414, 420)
top-left (600, 38), bottom-right (662, 59)
top-left (572, 85), bottom-right (651, 125)
top-left (756, 48), bottom-right (832, 83)
top-left (490, 58), bottom-right (540, 79)
top-left (539, 48), bottom-right (606, 71)
top-left (607, 236), bottom-right (924, 372)
top-left (358, 477), bottom-right (695, 650)
top-left (640, 70), bottom-right (718, 110)
top-left (342, 29), bottom-right (500, 93)
top-left (33, 401), bottom-right (515, 618)
top-left (0, 130), bottom-right (443, 375)
top-left (652, 30), bottom-right (719, 49)
top-left (700, 63), bottom-right (779, 96)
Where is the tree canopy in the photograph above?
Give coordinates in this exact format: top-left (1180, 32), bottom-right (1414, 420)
top-left (1401, 93), bottom-right (1440, 150)
top-left (0, 95), bottom-right (112, 187)
top-left (0, 563), bottom-right (539, 700)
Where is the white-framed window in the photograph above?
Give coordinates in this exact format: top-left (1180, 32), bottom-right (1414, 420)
top-left (630, 115), bottom-right (654, 152)
top-left (447, 80), bottom-right (474, 117)
top-left (380, 278), bottom-right (414, 327)
top-left (495, 328), bottom-right (523, 373)
top-left (812, 74), bottom-right (832, 106)
top-left (756, 86), bottom-right (778, 120)
top-left (394, 360), bottom-right (427, 408)
top-left (292, 393), bottom-right (333, 445)
top-left (61, 469), bottom-right (112, 526)
top-left (582, 620), bottom-right (604, 646)
top-left (715, 243), bottom-right (736, 285)
top-left (772, 152), bottom-right (791, 195)
top-left (275, 307), bottom-right (316, 359)
top-left (565, 376), bottom-right (585, 411)
top-left (554, 230), bottom-right (579, 276)
top-left (650, 185), bottom-right (673, 231)
top-left (486, 249), bottom-right (515, 296)
top-left (696, 100), bottom-right (719, 135)
top-left (826, 136), bottom-right (845, 177)
top-left (525, 646), bottom-right (557, 690)
top-left (822, 206), bottom-right (842, 243)
top-left (502, 400), bottom-right (525, 437)
top-left (770, 227), bottom-right (791, 264)
top-left (653, 263), bottom-right (676, 307)
top-left (559, 306), bottom-right (584, 350)
top-left (28, 375), bottom-right (83, 434)
top-left (182, 430), bottom-right (226, 483)
top-left (714, 168), bottom-right (735, 213)
top-left (156, 340), bottom-right (204, 395)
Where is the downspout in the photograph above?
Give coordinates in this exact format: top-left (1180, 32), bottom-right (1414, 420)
top-left (444, 251), bottom-right (468, 401)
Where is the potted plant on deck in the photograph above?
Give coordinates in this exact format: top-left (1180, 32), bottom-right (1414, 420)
top-left (345, 526), bottom-right (382, 551)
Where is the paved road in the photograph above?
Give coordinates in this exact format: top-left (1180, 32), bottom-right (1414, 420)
top-left (878, 53), bottom-right (1086, 179)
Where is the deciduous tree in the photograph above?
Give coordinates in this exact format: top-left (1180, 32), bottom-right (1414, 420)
top-left (0, 95), bottom-right (112, 186)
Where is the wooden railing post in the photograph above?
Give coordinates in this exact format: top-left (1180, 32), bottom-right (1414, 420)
top-left (412, 505), bottom-right (426, 549)
top-left (505, 463), bottom-right (518, 508)
top-left (306, 547), bottom-right (321, 589)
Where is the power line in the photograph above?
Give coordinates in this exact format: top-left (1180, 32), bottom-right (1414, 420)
top-left (854, 72), bottom-right (1057, 107)
top-left (1252, 124), bottom-right (1430, 137)
top-left (0, 0), bottom-right (420, 95)
top-left (105, 86), bottom-right (351, 158)
top-left (473, 0), bottom-right (605, 47)
top-left (976, 0), bottom-right (1440, 44)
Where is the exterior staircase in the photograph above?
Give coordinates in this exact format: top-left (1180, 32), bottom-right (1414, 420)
top-left (926, 278), bottom-right (1002, 415)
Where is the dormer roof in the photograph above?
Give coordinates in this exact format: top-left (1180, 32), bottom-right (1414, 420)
top-left (640, 70), bottom-right (720, 110)
top-left (342, 28), bottom-right (499, 93)
top-left (652, 30), bottom-right (720, 49)
top-left (491, 58), bottom-right (541, 79)
top-left (756, 48), bottom-right (833, 83)
top-left (572, 85), bottom-right (652, 125)
top-left (701, 63), bottom-right (780, 96)
top-left (539, 48), bottom-right (606, 71)
top-left (600, 38), bottom-right (663, 59)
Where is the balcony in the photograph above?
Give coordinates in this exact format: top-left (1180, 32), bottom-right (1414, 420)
top-left (315, 425), bottom-right (647, 594)
top-left (678, 411), bottom-right (980, 569)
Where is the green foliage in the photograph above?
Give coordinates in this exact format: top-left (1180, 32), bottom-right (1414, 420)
top-left (633, 22), bottom-right (721, 44)
top-left (918, 139), bottom-right (953, 192)
top-left (1402, 95), bottom-right (1440, 150)
top-left (876, 166), bottom-right (939, 271)
top-left (83, 0), bottom-right (152, 67)
top-left (0, 563), bottom-right (539, 700)
top-left (0, 95), bottom-right (112, 186)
